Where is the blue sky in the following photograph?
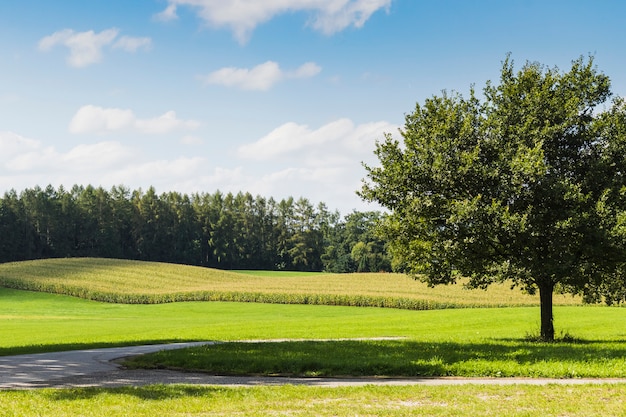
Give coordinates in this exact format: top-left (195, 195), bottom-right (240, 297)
top-left (2, 0), bottom-right (626, 214)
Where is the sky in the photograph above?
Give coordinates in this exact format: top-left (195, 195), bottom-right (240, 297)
top-left (2, 0), bottom-right (626, 215)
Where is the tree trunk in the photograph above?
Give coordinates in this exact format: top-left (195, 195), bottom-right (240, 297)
top-left (538, 282), bottom-right (555, 341)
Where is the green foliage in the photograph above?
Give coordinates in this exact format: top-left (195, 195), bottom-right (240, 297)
top-left (361, 55), bottom-right (626, 340)
top-left (323, 210), bottom-right (391, 272)
top-left (0, 185), bottom-right (387, 272)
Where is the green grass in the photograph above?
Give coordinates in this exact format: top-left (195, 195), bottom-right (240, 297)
top-left (0, 259), bottom-right (625, 415)
top-left (1, 385), bottom-right (626, 416)
top-left (124, 338), bottom-right (626, 379)
top-left (0, 286), bottom-right (549, 355)
top-left (0, 258), bottom-right (582, 308)
top-left (2, 286), bottom-right (626, 378)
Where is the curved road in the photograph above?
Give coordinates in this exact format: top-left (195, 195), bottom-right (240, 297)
top-left (1, 343), bottom-right (625, 389)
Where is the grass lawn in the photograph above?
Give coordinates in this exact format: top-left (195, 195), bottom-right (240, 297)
top-left (0, 385), bottom-right (625, 416)
top-left (1, 286), bottom-right (626, 378)
top-left (1, 258), bottom-right (625, 415)
top-left (123, 337), bottom-right (626, 378)
top-left (1, 286), bottom-right (550, 355)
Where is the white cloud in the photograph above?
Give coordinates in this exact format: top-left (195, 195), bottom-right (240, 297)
top-left (233, 118), bottom-right (398, 212)
top-left (238, 118), bottom-right (397, 160)
top-left (134, 110), bottom-right (201, 134)
top-left (113, 36), bottom-right (152, 52)
top-left (69, 105), bottom-right (134, 134)
top-left (1, 118), bottom-right (395, 214)
top-left (240, 163), bottom-right (378, 213)
top-left (68, 105), bottom-right (200, 135)
top-left (292, 62), bottom-right (323, 78)
top-left (0, 131), bottom-right (41, 160)
top-left (154, 3), bottom-right (179, 22)
top-left (0, 132), bottom-right (133, 176)
top-left (309, 0), bottom-right (390, 35)
top-left (156, 0), bottom-right (391, 43)
top-left (0, 131), bottom-right (209, 197)
top-left (202, 61), bottom-right (321, 91)
top-left (38, 28), bottom-right (151, 67)
top-left (61, 142), bottom-right (135, 171)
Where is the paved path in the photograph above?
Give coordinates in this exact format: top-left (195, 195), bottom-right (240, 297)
top-left (0, 342), bottom-right (210, 389)
top-left (1, 343), bottom-right (626, 389)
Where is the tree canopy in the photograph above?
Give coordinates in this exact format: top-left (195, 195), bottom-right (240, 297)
top-left (360, 55), bottom-right (626, 340)
top-left (0, 185), bottom-right (389, 273)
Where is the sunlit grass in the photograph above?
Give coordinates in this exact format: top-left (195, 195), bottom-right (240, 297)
top-left (2, 286), bottom-right (547, 355)
top-left (0, 262), bottom-right (625, 416)
top-left (0, 258), bottom-right (582, 308)
top-left (1, 287), bottom-right (625, 367)
top-left (1, 385), bottom-right (625, 417)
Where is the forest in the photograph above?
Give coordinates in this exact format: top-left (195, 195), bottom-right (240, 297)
top-left (0, 184), bottom-right (390, 272)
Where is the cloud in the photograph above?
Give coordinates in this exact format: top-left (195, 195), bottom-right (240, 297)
top-left (234, 118), bottom-right (399, 212)
top-left (238, 118), bottom-right (397, 160)
top-left (112, 36), bottom-right (152, 52)
top-left (292, 62), bottom-right (323, 78)
top-left (0, 131), bottom-right (40, 159)
top-left (0, 131), bottom-right (208, 196)
top-left (134, 110), bottom-right (201, 134)
top-left (68, 105), bottom-right (200, 135)
top-left (202, 61), bottom-right (321, 91)
top-left (0, 131), bottom-right (133, 175)
top-left (154, 3), bottom-right (178, 22)
top-left (156, 0), bottom-right (391, 43)
top-left (38, 28), bottom-right (151, 67)
top-left (0, 121), bottom-right (392, 214)
top-left (68, 106), bottom-right (134, 133)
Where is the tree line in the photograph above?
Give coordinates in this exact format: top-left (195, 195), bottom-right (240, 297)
top-left (0, 184), bottom-right (390, 272)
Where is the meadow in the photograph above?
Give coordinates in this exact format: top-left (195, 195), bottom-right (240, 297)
top-left (2, 284), bottom-right (624, 378)
top-left (1, 258), bottom-right (625, 415)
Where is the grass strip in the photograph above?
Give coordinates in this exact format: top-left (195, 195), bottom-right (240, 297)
top-left (123, 338), bottom-right (626, 379)
top-left (1, 385), bottom-right (625, 416)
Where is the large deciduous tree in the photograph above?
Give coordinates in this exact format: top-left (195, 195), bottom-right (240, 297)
top-left (360, 56), bottom-right (626, 341)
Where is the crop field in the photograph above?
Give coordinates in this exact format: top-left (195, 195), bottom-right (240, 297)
top-left (1, 258), bottom-right (625, 415)
top-left (0, 257), bottom-right (582, 308)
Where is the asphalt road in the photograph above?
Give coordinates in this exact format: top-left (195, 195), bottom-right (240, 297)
top-left (1, 343), bottom-right (625, 389)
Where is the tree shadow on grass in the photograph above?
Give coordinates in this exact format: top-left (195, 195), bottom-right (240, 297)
top-left (0, 339), bottom-right (195, 357)
top-left (45, 385), bottom-right (223, 401)
top-left (124, 338), bottom-right (626, 379)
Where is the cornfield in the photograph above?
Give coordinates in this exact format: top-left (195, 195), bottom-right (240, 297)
top-left (0, 258), bottom-right (582, 309)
